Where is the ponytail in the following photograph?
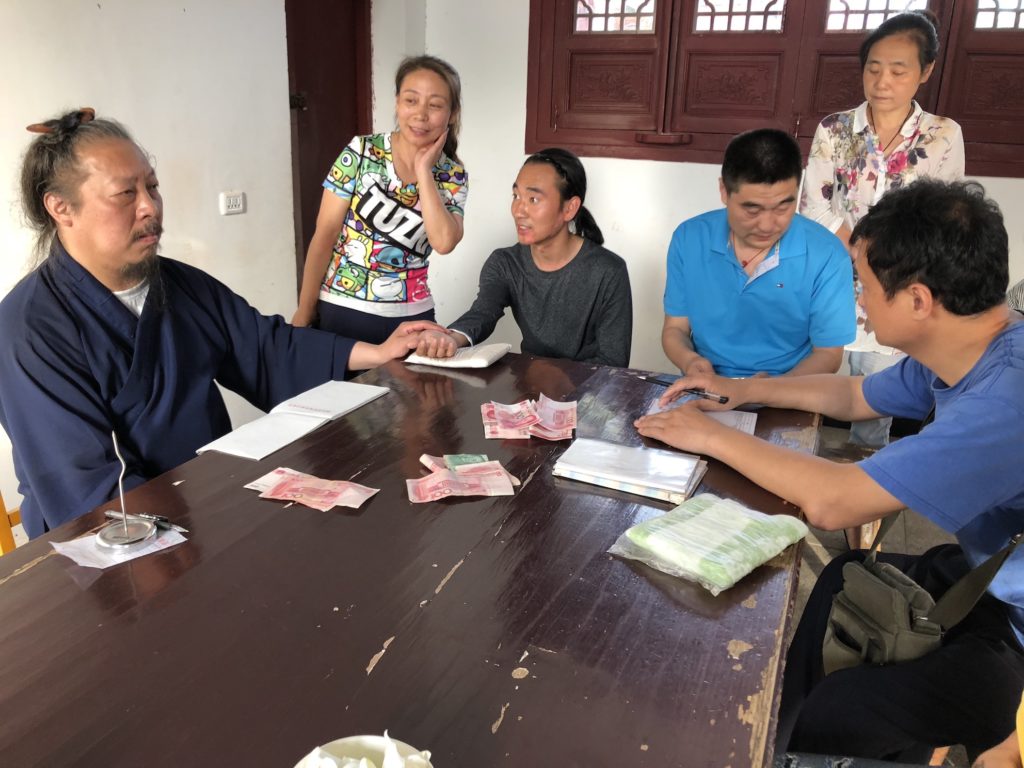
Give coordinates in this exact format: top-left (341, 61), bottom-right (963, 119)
top-left (574, 205), bottom-right (604, 245)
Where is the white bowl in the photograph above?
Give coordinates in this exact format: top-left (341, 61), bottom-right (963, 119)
top-left (295, 735), bottom-right (431, 768)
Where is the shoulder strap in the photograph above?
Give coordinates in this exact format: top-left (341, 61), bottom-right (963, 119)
top-left (927, 532), bottom-right (1023, 629)
top-left (864, 512), bottom-right (1021, 631)
top-left (864, 512), bottom-right (900, 565)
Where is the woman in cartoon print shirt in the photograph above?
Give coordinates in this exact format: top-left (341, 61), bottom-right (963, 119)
top-left (292, 55), bottom-right (469, 345)
top-left (799, 11), bottom-right (964, 448)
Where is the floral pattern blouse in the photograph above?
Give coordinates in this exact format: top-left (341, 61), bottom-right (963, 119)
top-left (800, 100), bottom-right (965, 234)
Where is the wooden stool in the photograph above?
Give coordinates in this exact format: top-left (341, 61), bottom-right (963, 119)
top-left (0, 493), bottom-right (22, 555)
top-left (845, 518), bottom-right (883, 551)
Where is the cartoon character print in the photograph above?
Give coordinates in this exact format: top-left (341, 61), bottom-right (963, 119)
top-left (320, 133), bottom-right (467, 306)
top-left (405, 252), bottom-right (428, 270)
top-left (328, 145), bottom-right (361, 190)
top-left (332, 262), bottom-right (368, 298)
top-left (435, 157), bottom-right (468, 210)
top-left (368, 273), bottom-right (405, 302)
top-left (364, 135), bottom-right (390, 168)
top-left (340, 229), bottom-right (372, 266)
top-left (392, 183), bottom-right (419, 208)
top-left (405, 269), bottom-right (431, 303)
top-left (372, 245), bottom-right (407, 272)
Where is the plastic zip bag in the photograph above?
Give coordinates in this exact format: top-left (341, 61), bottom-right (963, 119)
top-left (608, 493), bottom-right (808, 595)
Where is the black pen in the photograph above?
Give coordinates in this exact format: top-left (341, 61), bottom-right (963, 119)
top-left (637, 373), bottom-right (680, 387)
top-left (681, 388), bottom-right (729, 405)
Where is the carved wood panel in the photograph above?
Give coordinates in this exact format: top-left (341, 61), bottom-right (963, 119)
top-left (684, 54), bottom-right (782, 117)
top-left (810, 54), bottom-right (864, 117)
top-left (961, 56), bottom-right (1024, 118)
top-left (556, 52), bottom-right (660, 129)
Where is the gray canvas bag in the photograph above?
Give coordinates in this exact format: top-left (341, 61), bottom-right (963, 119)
top-left (822, 513), bottom-right (1021, 676)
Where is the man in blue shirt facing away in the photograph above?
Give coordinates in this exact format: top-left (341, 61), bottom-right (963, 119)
top-left (0, 109), bottom-right (437, 538)
top-left (639, 179), bottom-right (1024, 762)
top-left (662, 128), bottom-right (856, 377)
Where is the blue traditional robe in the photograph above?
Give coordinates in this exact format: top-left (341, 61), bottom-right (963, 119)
top-left (0, 243), bottom-right (355, 537)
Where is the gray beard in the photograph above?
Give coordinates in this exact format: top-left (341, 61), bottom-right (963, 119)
top-left (121, 247), bottom-right (160, 284)
top-left (123, 250), bottom-right (166, 312)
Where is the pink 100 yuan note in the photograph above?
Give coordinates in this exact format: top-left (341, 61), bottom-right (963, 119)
top-left (407, 469), bottom-right (514, 503)
top-left (259, 474), bottom-right (378, 511)
top-left (490, 400), bottom-right (542, 430)
top-left (536, 394), bottom-right (577, 430)
top-left (452, 460), bottom-right (521, 486)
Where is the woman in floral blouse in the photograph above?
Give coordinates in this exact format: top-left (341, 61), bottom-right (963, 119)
top-left (800, 10), bottom-right (964, 448)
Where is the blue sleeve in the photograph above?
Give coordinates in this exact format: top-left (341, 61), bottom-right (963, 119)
top-left (0, 309), bottom-right (149, 538)
top-left (860, 388), bottom-right (1024, 533)
top-left (861, 357), bottom-right (934, 420)
top-left (177, 266), bottom-right (355, 410)
top-left (663, 223), bottom-right (689, 317)
top-left (808, 238), bottom-right (856, 348)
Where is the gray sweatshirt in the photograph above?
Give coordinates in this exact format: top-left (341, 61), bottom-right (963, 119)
top-left (450, 240), bottom-right (632, 367)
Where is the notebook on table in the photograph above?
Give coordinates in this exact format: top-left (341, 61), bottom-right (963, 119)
top-left (553, 438), bottom-right (707, 504)
top-left (197, 380), bottom-right (389, 460)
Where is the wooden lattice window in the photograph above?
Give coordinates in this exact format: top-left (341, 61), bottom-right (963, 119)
top-left (824, 0), bottom-right (929, 31)
top-left (974, 0), bottom-right (1024, 28)
top-left (693, 0), bottom-right (787, 32)
top-left (526, 0), bottom-right (1024, 176)
top-left (574, 0), bottom-right (657, 32)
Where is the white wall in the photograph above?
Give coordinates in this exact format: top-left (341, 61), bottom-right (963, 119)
top-left (0, 0), bottom-right (296, 508)
top-left (372, 0), bottom-right (1024, 375)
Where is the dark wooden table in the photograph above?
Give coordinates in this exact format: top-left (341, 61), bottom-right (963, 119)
top-left (0, 354), bottom-right (818, 768)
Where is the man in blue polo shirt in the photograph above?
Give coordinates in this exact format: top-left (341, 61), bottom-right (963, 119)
top-left (662, 129), bottom-right (855, 377)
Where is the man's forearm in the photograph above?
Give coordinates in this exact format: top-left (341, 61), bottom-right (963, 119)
top-left (703, 424), bottom-right (901, 528)
top-left (740, 373), bottom-right (878, 422)
top-left (662, 326), bottom-right (700, 371)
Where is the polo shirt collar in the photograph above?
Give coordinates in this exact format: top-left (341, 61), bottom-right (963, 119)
top-left (711, 208), bottom-right (809, 264)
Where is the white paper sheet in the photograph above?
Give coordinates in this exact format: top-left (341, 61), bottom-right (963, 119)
top-left (646, 396), bottom-right (758, 434)
top-left (273, 380), bottom-right (389, 419)
top-left (404, 342), bottom-right (511, 369)
top-left (197, 381), bottom-right (389, 460)
top-left (51, 529), bottom-right (187, 569)
top-left (198, 412), bottom-right (327, 461)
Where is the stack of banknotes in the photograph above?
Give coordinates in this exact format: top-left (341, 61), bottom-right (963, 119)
top-left (245, 467), bottom-right (379, 511)
top-left (481, 394), bottom-right (577, 440)
top-left (407, 454), bottom-right (521, 503)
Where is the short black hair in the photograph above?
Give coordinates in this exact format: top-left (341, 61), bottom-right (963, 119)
top-left (851, 180), bottom-right (1008, 316)
top-left (721, 128), bottom-right (802, 194)
top-left (859, 10), bottom-right (939, 72)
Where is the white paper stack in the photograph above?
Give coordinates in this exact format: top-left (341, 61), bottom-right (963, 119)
top-left (646, 397), bottom-right (758, 434)
top-left (553, 438), bottom-right (707, 504)
top-left (404, 342), bottom-right (511, 369)
top-left (197, 380), bottom-right (389, 460)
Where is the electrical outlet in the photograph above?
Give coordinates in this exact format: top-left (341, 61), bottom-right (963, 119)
top-left (218, 191), bottom-right (246, 216)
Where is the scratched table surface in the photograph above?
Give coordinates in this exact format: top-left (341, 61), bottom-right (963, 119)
top-left (0, 354), bottom-right (818, 768)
